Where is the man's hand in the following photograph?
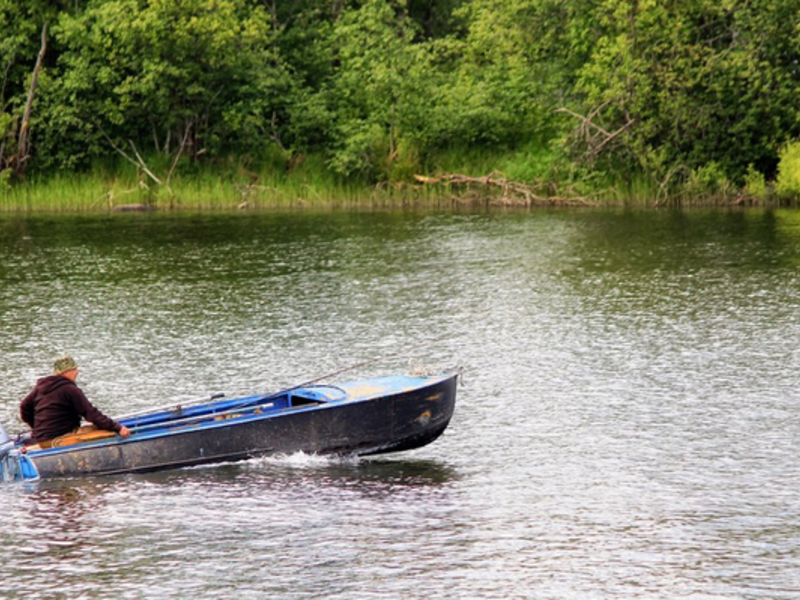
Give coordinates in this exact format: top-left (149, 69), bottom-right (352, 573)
top-left (118, 426), bottom-right (131, 438)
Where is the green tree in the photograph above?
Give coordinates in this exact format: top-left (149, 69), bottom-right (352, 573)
top-left (563, 0), bottom-right (800, 189)
top-left (441, 0), bottom-right (569, 146)
top-left (326, 0), bottom-right (433, 180)
top-left (35, 0), bottom-right (286, 172)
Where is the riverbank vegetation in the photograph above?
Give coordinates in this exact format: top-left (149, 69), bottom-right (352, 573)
top-left (2, 0), bottom-right (800, 210)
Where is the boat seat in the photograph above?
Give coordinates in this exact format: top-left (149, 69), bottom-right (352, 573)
top-left (26, 425), bottom-right (118, 450)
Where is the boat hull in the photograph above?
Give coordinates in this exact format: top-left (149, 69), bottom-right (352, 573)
top-left (22, 373), bottom-right (457, 479)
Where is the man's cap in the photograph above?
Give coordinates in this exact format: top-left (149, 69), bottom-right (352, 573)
top-left (53, 355), bottom-right (78, 374)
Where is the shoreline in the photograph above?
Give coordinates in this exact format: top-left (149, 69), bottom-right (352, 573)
top-left (1, 171), bottom-right (796, 213)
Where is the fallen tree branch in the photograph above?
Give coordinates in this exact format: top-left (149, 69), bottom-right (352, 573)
top-left (413, 172), bottom-right (593, 206)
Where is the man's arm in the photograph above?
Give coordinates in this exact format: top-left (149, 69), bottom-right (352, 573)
top-left (19, 389), bottom-right (37, 428)
top-left (68, 387), bottom-right (129, 436)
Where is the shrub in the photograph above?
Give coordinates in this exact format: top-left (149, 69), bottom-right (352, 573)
top-left (742, 164), bottom-right (767, 201)
top-left (685, 162), bottom-right (734, 201)
top-left (775, 141), bottom-right (800, 199)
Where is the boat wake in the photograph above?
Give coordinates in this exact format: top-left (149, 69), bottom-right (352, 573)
top-left (245, 451), bottom-right (361, 470)
top-left (171, 452), bottom-right (359, 475)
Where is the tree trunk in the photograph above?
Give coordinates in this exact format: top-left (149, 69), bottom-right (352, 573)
top-left (15, 23), bottom-right (47, 179)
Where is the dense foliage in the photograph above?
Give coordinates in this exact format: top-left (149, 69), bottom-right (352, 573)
top-left (2, 0), bottom-right (800, 198)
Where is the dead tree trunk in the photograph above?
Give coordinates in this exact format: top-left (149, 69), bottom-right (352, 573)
top-left (15, 23), bottom-right (47, 179)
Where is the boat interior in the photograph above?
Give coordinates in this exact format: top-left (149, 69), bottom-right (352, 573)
top-left (24, 387), bottom-right (343, 453)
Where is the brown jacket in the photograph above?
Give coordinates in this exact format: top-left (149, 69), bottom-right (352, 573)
top-left (20, 375), bottom-right (122, 442)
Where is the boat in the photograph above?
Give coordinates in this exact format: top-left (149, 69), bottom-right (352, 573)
top-left (1, 371), bottom-right (458, 482)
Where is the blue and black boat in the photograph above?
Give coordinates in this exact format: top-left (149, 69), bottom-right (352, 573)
top-left (1, 371), bottom-right (458, 482)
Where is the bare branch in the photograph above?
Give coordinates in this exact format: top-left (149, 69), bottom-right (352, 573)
top-left (95, 122), bottom-right (163, 186)
top-left (128, 140), bottom-right (163, 185)
top-left (556, 106), bottom-right (613, 137)
top-left (166, 120), bottom-right (192, 187)
top-left (556, 104), bottom-right (636, 162)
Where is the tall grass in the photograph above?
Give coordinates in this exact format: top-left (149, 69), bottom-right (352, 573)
top-left (0, 153), bottom-right (494, 212)
top-left (0, 151), bottom-right (462, 212)
top-left (1, 145), bottom-right (795, 212)
top-left (0, 173), bottom-right (112, 212)
top-left (0, 161), bottom-right (366, 212)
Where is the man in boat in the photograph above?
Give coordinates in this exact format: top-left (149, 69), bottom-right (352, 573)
top-left (19, 356), bottom-right (131, 444)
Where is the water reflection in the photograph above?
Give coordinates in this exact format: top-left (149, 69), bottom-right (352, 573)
top-left (19, 483), bottom-right (109, 552)
top-left (4, 480), bottom-right (121, 597)
top-left (91, 455), bottom-right (460, 490)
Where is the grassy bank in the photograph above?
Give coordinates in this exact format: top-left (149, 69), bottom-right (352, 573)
top-left (1, 148), bottom-right (796, 212)
top-left (0, 155), bottom-right (461, 212)
top-left (0, 166), bottom-right (369, 212)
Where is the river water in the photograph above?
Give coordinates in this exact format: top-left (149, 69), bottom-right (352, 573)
top-left (1, 208), bottom-right (799, 599)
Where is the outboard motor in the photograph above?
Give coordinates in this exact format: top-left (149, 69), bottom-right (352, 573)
top-left (0, 422), bottom-right (13, 459)
top-left (0, 422), bottom-right (39, 482)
